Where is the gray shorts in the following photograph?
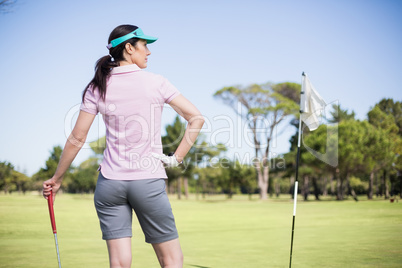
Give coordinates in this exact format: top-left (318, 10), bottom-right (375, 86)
top-left (94, 172), bottom-right (178, 244)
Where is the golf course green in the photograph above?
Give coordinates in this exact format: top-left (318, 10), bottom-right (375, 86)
top-left (0, 193), bottom-right (401, 267)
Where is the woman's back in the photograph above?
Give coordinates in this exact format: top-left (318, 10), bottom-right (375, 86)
top-left (81, 64), bottom-right (181, 180)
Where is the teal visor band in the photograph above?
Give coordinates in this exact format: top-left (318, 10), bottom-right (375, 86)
top-left (106, 28), bottom-right (157, 49)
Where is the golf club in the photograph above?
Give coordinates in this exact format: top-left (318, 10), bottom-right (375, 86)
top-left (47, 190), bottom-right (62, 268)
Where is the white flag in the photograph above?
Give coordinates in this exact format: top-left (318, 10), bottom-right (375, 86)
top-left (300, 74), bottom-right (326, 131)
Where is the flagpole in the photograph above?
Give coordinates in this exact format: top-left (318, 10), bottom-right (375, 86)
top-left (289, 72), bottom-right (305, 268)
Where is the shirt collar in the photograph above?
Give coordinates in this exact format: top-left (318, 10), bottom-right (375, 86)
top-left (111, 64), bottom-right (141, 74)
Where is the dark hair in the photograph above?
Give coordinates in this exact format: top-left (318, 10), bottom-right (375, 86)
top-left (82, 24), bottom-right (141, 102)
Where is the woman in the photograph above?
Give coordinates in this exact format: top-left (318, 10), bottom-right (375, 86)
top-left (42, 24), bottom-right (204, 268)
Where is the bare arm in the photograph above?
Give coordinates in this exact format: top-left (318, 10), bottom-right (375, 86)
top-left (168, 95), bottom-right (205, 163)
top-left (43, 111), bottom-right (96, 200)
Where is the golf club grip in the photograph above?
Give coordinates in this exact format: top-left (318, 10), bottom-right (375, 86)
top-left (47, 192), bottom-right (57, 234)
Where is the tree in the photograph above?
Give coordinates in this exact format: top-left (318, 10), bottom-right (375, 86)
top-left (283, 98), bottom-right (401, 201)
top-left (216, 159), bottom-right (241, 199)
top-left (0, 162), bottom-right (31, 194)
top-left (328, 104), bottom-right (356, 123)
top-left (234, 161), bottom-right (257, 199)
top-left (302, 118), bottom-right (396, 201)
top-left (68, 157), bottom-right (99, 193)
top-left (301, 124), bottom-right (337, 200)
top-left (195, 166), bottom-right (220, 198)
top-left (12, 170), bottom-right (30, 194)
top-left (363, 123), bottom-right (392, 199)
top-left (89, 136), bottom-right (106, 156)
top-left (32, 146), bottom-right (72, 192)
top-left (162, 116), bottom-right (226, 199)
top-left (375, 99), bottom-right (402, 136)
top-left (161, 116), bottom-right (186, 197)
top-left (0, 0), bottom-right (17, 13)
top-left (0, 161), bottom-right (14, 193)
top-left (214, 82), bottom-right (299, 199)
top-left (368, 100), bottom-right (402, 199)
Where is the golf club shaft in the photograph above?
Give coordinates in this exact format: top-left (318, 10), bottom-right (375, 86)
top-left (54, 233), bottom-right (61, 268)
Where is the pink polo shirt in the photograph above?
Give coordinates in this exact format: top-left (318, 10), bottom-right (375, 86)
top-left (80, 64), bottom-right (181, 180)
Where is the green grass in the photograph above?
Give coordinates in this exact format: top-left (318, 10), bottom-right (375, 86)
top-left (0, 193), bottom-right (401, 267)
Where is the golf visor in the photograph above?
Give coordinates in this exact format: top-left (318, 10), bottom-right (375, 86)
top-left (106, 28), bottom-right (157, 49)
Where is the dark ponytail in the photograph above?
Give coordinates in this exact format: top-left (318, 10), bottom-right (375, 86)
top-left (82, 55), bottom-right (118, 102)
top-left (82, 24), bottom-right (140, 103)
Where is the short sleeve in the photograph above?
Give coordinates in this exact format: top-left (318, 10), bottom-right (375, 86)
top-left (80, 87), bottom-right (99, 115)
top-left (160, 77), bottom-right (181, 104)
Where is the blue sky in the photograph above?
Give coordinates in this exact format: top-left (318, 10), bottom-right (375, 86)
top-left (0, 0), bottom-right (401, 176)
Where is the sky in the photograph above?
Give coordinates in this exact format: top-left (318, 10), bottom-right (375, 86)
top-left (0, 0), bottom-right (401, 176)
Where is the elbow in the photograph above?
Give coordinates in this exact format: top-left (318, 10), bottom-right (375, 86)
top-left (199, 117), bottom-right (205, 128)
top-left (68, 131), bottom-right (87, 148)
top-left (190, 114), bottom-right (205, 128)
